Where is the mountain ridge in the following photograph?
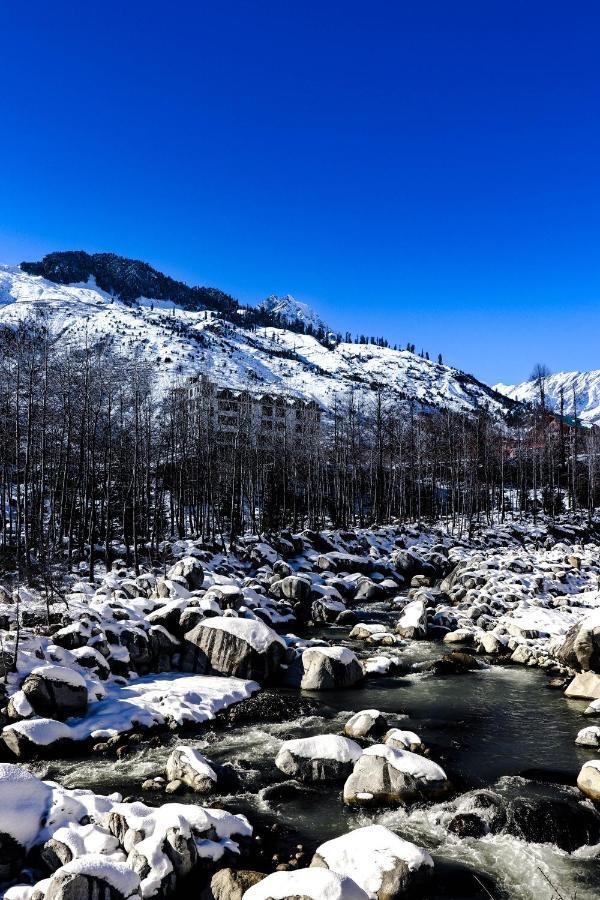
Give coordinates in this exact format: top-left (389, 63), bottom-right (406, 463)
top-left (0, 252), bottom-right (521, 420)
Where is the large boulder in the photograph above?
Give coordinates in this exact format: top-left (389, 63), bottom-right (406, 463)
top-left (577, 760), bottom-right (600, 802)
top-left (395, 600), bottom-right (427, 640)
top-left (45, 856), bottom-right (141, 899)
top-left (21, 665), bottom-right (88, 721)
top-left (278, 575), bottom-right (312, 603)
top-left (565, 672), bottom-right (600, 700)
top-left (2, 718), bottom-right (74, 759)
top-left (275, 734), bottom-right (362, 782)
top-left (165, 746), bottom-right (218, 794)
top-left (311, 824), bottom-right (434, 899)
top-left (243, 868), bottom-right (369, 900)
top-left (207, 868), bottom-right (265, 900)
top-left (344, 709), bottom-right (388, 740)
top-left (180, 616), bottom-right (285, 682)
top-left (316, 552), bottom-right (373, 575)
top-left (343, 745), bottom-right (450, 807)
top-left (167, 556), bottom-right (204, 590)
top-left (556, 611), bottom-right (600, 672)
top-left (296, 647), bottom-right (363, 691)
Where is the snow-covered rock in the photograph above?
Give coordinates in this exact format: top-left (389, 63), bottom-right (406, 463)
top-left (296, 646), bottom-right (363, 691)
top-left (343, 745), bottom-right (449, 807)
top-left (343, 709), bottom-right (388, 740)
top-left (180, 616), bottom-right (285, 682)
top-left (21, 665), bottom-right (88, 721)
top-left (243, 867), bottom-right (369, 900)
top-left (45, 856), bottom-right (141, 900)
top-left (311, 824), bottom-right (434, 899)
top-left (275, 734), bottom-right (362, 782)
top-left (395, 600), bottom-right (428, 639)
top-left (165, 746), bottom-right (218, 793)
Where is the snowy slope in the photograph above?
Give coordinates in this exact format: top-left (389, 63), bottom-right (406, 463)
top-left (0, 265), bottom-right (517, 418)
top-left (494, 371), bottom-right (600, 425)
top-left (257, 294), bottom-right (329, 332)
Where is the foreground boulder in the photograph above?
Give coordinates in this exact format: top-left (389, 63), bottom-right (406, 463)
top-left (180, 616), bottom-right (285, 681)
top-left (343, 745), bottom-right (449, 807)
top-left (311, 824), bottom-right (434, 899)
top-left (296, 647), bottom-right (364, 691)
top-left (21, 665), bottom-right (88, 720)
top-left (45, 856), bottom-right (141, 899)
top-left (243, 868), bottom-right (369, 900)
top-left (556, 611), bottom-right (600, 672)
top-left (275, 734), bottom-right (362, 782)
top-left (577, 760), bottom-right (600, 802)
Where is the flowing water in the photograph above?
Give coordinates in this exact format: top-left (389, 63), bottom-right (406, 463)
top-left (29, 607), bottom-right (600, 900)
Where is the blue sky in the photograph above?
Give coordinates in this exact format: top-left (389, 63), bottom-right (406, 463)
top-left (1, 1), bottom-right (599, 385)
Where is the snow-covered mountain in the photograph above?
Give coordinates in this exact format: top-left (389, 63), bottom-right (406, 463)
top-left (0, 257), bottom-right (520, 419)
top-left (257, 294), bottom-right (329, 333)
top-left (494, 371), bottom-right (600, 425)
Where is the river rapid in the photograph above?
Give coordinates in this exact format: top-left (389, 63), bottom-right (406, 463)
top-left (29, 599), bottom-right (600, 900)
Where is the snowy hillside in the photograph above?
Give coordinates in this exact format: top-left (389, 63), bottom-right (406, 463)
top-left (494, 371), bottom-right (600, 425)
top-left (257, 294), bottom-right (329, 332)
top-left (0, 263), bottom-right (518, 419)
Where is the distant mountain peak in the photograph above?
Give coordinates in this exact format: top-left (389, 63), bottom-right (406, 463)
top-left (257, 294), bottom-right (329, 332)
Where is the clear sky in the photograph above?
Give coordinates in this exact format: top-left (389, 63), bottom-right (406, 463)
top-left (1, 1), bottom-right (599, 385)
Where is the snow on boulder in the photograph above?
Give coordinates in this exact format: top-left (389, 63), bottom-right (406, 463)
top-left (395, 600), bottom-right (428, 639)
top-left (278, 575), bottom-right (312, 603)
top-left (311, 597), bottom-right (347, 624)
top-left (0, 764), bottom-right (52, 878)
top-left (297, 646), bottom-right (364, 691)
top-left (311, 824), bottom-right (433, 899)
top-left (577, 760), bottom-right (600, 801)
top-left (3, 718), bottom-right (74, 759)
top-left (165, 746), bottom-right (218, 794)
top-left (180, 616), bottom-right (285, 682)
top-left (275, 734), bottom-right (362, 782)
top-left (349, 623), bottom-right (388, 640)
top-left (343, 745), bottom-right (449, 807)
top-left (316, 552), bottom-right (373, 574)
top-left (45, 855), bottom-right (141, 900)
top-left (243, 867), bottom-right (369, 900)
top-left (21, 665), bottom-right (88, 721)
top-left (344, 709), bottom-right (388, 740)
top-left (166, 556), bottom-right (204, 591)
top-left (383, 729), bottom-right (424, 753)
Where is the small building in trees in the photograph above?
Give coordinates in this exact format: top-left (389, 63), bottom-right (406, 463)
top-left (185, 375), bottom-right (321, 446)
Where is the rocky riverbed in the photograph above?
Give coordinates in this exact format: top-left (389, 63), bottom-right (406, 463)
top-left (1, 516), bottom-right (600, 899)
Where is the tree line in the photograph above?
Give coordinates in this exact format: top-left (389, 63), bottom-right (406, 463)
top-left (0, 325), bottom-right (598, 582)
